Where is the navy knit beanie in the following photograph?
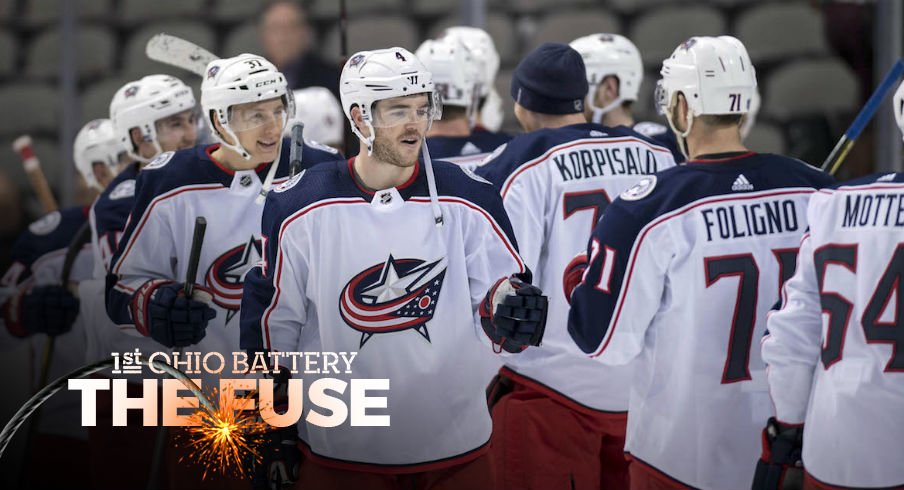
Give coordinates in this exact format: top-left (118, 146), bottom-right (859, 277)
top-left (511, 43), bottom-right (588, 115)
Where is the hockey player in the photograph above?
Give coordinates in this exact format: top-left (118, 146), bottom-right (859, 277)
top-left (104, 53), bottom-right (342, 488)
top-left (570, 33), bottom-right (684, 163)
top-left (475, 43), bottom-right (676, 490)
top-left (240, 47), bottom-right (547, 489)
top-left (566, 36), bottom-right (834, 489)
top-left (756, 83), bottom-right (904, 489)
top-left (289, 86), bottom-right (345, 152)
top-left (0, 118), bottom-right (123, 488)
top-left (417, 35), bottom-right (511, 169)
top-left (443, 26), bottom-right (509, 137)
top-left (73, 118), bottom-right (129, 195)
top-left (81, 76), bottom-right (202, 489)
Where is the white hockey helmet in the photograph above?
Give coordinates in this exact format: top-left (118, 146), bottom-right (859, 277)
top-left (655, 36), bottom-right (757, 154)
top-left (442, 26), bottom-right (503, 131)
top-left (441, 26), bottom-right (499, 99)
top-left (339, 47), bottom-right (441, 153)
top-left (415, 36), bottom-right (481, 121)
top-left (893, 80), bottom-right (904, 141)
top-left (109, 74), bottom-right (197, 163)
top-left (201, 53), bottom-right (294, 160)
top-left (570, 33), bottom-right (643, 123)
top-left (288, 87), bottom-right (344, 146)
top-left (73, 118), bottom-right (125, 191)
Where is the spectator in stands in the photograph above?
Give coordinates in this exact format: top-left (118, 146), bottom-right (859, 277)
top-left (258, 0), bottom-right (340, 98)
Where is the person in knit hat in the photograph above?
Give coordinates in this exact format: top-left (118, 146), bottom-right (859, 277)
top-left (476, 43), bottom-right (677, 490)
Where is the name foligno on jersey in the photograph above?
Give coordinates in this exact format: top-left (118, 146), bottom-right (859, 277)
top-left (701, 198), bottom-right (801, 242)
top-left (554, 143), bottom-right (663, 182)
top-left (841, 191), bottom-right (904, 228)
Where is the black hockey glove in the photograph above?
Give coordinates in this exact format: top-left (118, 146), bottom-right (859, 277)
top-left (480, 275), bottom-right (548, 353)
top-left (249, 371), bottom-right (301, 490)
top-left (20, 285), bottom-right (80, 336)
top-left (130, 280), bottom-right (215, 347)
top-left (752, 417), bottom-right (804, 490)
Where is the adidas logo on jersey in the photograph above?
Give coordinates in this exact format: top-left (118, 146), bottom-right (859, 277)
top-left (731, 174), bottom-right (754, 192)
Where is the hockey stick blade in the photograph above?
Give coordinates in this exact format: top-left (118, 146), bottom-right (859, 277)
top-left (146, 33), bottom-right (219, 77)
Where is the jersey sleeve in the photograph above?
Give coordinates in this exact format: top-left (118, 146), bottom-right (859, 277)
top-left (567, 198), bottom-right (672, 365)
top-left (761, 232), bottom-right (823, 424)
top-left (105, 171), bottom-right (178, 327)
top-left (499, 168), bottom-right (548, 279)
top-left (463, 185), bottom-right (528, 346)
top-left (240, 191), bottom-right (307, 355)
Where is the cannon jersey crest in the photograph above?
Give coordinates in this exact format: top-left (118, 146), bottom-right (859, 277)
top-left (340, 255), bottom-right (447, 347)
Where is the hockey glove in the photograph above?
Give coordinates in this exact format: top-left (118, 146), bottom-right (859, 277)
top-left (562, 251), bottom-right (589, 305)
top-left (249, 371), bottom-right (301, 490)
top-left (480, 275), bottom-right (548, 353)
top-left (130, 280), bottom-right (216, 348)
top-left (20, 285), bottom-right (80, 336)
top-left (752, 417), bottom-right (804, 490)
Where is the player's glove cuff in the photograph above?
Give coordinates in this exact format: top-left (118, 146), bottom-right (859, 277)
top-left (2, 288), bottom-right (28, 338)
top-left (480, 275), bottom-right (548, 353)
top-left (752, 417), bottom-right (804, 490)
top-left (562, 251), bottom-right (589, 305)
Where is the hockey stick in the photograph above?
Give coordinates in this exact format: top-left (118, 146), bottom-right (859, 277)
top-left (183, 217), bottom-right (207, 297)
top-left (13, 136), bottom-right (58, 214)
top-left (145, 33), bottom-right (219, 77)
top-left (289, 123), bottom-right (305, 177)
top-left (147, 216), bottom-right (207, 490)
top-left (821, 59), bottom-right (904, 176)
top-left (0, 357), bottom-right (210, 460)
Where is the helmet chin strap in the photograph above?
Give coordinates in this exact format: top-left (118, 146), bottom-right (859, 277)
top-left (664, 99), bottom-right (694, 159)
top-left (586, 86), bottom-right (624, 125)
top-left (256, 140), bottom-right (282, 205)
top-left (421, 140), bottom-right (444, 228)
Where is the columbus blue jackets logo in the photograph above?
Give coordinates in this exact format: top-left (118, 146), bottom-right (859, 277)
top-left (205, 237), bottom-right (262, 323)
top-left (207, 65), bottom-right (220, 79)
top-left (339, 255), bottom-right (447, 347)
top-left (348, 54), bottom-right (365, 68)
top-left (123, 85), bottom-right (139, 98)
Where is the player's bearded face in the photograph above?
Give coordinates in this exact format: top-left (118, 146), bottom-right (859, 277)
top-left (371, 95), bottom-right (430, 168)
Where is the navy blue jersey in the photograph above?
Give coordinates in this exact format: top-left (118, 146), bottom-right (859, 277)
top-left (106, 138), bottom-right (343, 328)
top-left (239, 157), bottom-right (525, 468)
top-left (3, 206), bottom-right (88, 288)
top-left (633, 120), bottom-right (685, 164)
top-left (89, 162), bottom-right (140, 277)
top-left (425, 128), bottom-right (512, 169)
top-left (567, 151), bottom-right (833, 488)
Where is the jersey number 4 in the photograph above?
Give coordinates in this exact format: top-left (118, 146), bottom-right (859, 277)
top-left (704, 249), bottom-right (800, 384)
top-left (816, 243), bottom-right (904, 372)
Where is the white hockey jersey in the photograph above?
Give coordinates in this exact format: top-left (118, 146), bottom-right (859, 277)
top-left (241, 158), bottom-right (525, 471)
top-left (477, 122), bottom-right (676, 411)
top-left (763, 172), bottom-right (904, 488)
top-left (106, 141), bottom-right (341, 389)
top-left (568, 152), bottom-right (834, 488)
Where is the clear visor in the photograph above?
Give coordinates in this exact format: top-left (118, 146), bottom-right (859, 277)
top-left (653, 80), bottom-right (669, 115)
top-left (228, 103), bottom-right (289, 133)
top-left (371, 92), bottom-right (443, 128)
